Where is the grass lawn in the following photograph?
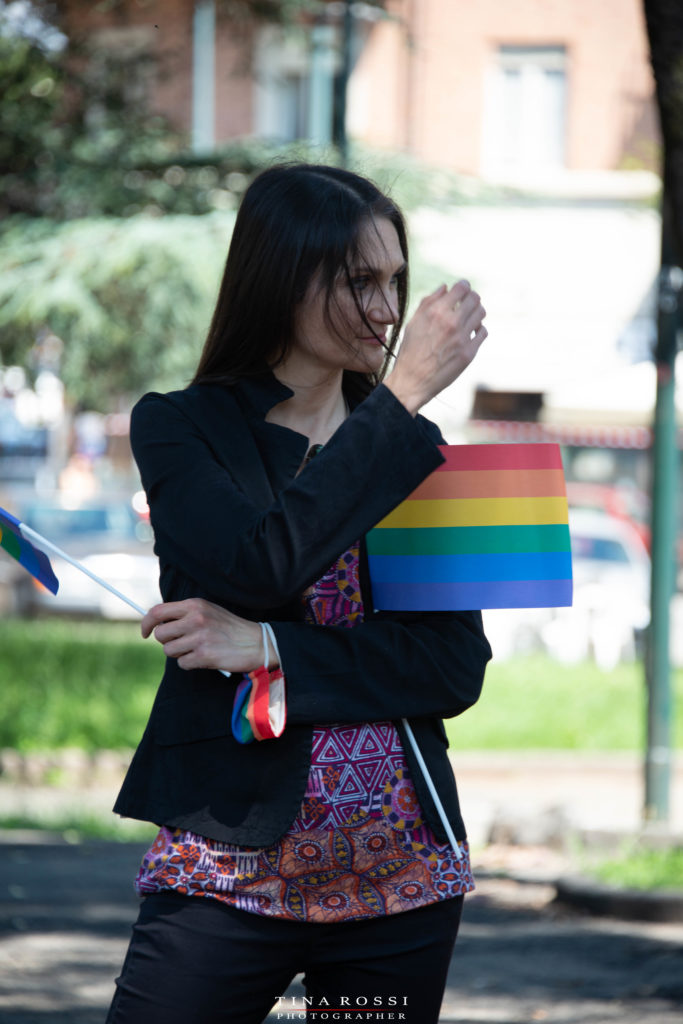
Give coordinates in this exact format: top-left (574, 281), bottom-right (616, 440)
top-left (1, 618), bottom-right (682, 882)
top-left (588, 843), bottom-right (683, 891)
top-left (0, 618), bottom-right (162, 751)
top-left (445, 654), bottom-right (683, 752)
top-left (0, 619), bottom-right (681, 753)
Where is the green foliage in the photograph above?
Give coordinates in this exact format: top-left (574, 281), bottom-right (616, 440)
top-left (446, 654), bottom-right (683, 752)
top-left (0, 32), bottom-right (66, 202)
top-left (216, 0), bottom-right (321, 22)
top-left (0, 212), bottom-right (234, 408)
top-left (0, 10), bottom-right (476, 224)
top-left (0, 22), bottom-right (180, 219)
top-left (0, 145), bottom-right (477, 411)
top-left (0, 17), bottom-right (282, 220)
top-left (591, 843), bottom-right (683, 891)
top-left (0, 3), bottom-right (392, 221)
top-left (0, 619), bottom-right (161, 751)
top-left (0, 2), bottom-right (488, 412)
top-left (1, 619), bottom-right (682, 754)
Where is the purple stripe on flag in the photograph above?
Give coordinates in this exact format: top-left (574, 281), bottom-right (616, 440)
top-left (372, 578), bottom-right (573, 611)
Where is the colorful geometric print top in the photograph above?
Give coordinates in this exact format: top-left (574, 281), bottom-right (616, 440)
top-left (135, 543), bottom-right (474, 922)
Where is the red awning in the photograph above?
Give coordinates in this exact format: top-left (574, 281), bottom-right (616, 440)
top-left (466, 420), bottom-right (654, 450)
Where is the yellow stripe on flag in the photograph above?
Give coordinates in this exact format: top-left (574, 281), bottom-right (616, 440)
top-left (375, 496), bottom-right (569, 530)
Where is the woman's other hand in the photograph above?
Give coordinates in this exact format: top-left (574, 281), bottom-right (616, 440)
top-left (384, 279), bottom-right (487, 415)
top-left (141, 599), bottom-right (277, 674)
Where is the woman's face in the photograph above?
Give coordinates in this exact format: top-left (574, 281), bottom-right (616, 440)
top-left (290, 217), bottom-right (406, 379)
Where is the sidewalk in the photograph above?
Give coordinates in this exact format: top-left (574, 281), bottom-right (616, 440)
top-left (2, 750), bottom-right (681, 846)
top-left (0, 752), bottom-right (682, 1023)
top-left (452, 750), bottom-right (683, 849)
top-left (1, 838), bottom-right (682, 1024)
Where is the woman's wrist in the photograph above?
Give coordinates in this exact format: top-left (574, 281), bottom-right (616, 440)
top-left (382, 371), bottom-right (422, 417)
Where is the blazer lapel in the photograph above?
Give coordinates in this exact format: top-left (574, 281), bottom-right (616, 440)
top-left (178, 382), bottom-right (276, 509)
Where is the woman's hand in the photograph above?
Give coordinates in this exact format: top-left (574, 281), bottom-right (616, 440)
top-left (384, 279), bottom-right (487, 415)
top-left (141, 599), bottom-right (277, 674)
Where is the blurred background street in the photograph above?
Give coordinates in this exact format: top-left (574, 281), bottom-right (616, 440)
top-left (1, 759), bottom-right (683, 1024)
top-left (1, 0), bottom-right (680, 671)
top-left (1, 0), bottom-right (682, 1021)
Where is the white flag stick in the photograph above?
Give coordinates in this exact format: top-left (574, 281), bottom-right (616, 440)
top-left (20, 522), bottom-right (147, 616)
top-left (401, 717), bottom-right (462, 861)
top-left (20, 521), bottom-right (232, 678)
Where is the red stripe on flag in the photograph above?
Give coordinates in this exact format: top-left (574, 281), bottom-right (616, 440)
top-left (436, 443), bottom-right (564, 472)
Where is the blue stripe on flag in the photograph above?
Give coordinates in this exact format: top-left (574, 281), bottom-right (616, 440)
top-left (367, 550), bottom-right (573, 584)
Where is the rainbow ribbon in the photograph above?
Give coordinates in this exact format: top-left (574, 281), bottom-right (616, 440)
top-left (231, 623), bottom-right (286, 743)
top-left (367, 443), bottom-right (572, 610)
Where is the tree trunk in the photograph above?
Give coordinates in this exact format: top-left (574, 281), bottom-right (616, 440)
top-left (643, 0), bottom-right (683, 264)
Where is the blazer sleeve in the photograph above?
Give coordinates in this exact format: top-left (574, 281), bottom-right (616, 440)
top-left (130, 383), bottom-right (445, 609)
top-left (270, 608), bottom-right (491, 725)
top-left (261, 409), bottom-right (491, 727)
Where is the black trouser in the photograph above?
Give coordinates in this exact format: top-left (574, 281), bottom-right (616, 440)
top-left (106, 891), bottom-right (464, 1024)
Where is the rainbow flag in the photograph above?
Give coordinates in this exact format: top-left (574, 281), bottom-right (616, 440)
top-left (367, 444), bottom-right (572, 610)
top-left (0, 506), bottom-right (59, 595)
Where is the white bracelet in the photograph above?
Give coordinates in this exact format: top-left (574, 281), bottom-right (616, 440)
top-left (220, 621), bottom-right (281, 677)
top-left (262, 621), bottom-right (281, 668)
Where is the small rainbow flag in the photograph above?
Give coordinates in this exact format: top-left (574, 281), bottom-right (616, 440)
top-left (0, 506), bottom-right (59, 595)
top-left (367, 443), bottom-right (572, 611)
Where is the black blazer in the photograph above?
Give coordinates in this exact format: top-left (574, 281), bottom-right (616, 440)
top-left (113, 373), bottom-right (492, 845)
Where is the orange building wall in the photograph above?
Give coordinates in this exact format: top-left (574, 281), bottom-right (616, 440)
top-left (350, 0), bottom-right (657, 175)
top-left (59, 0), bottom-right (658, 175)
top-left (214, 19), bottom-right (254, 140)
top-left (348, 12), bottom-right (407, 148)
top-left (59, 0), bottom-right (252, 145)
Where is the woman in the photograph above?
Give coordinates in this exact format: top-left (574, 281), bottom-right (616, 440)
top-left (107, 163), bottom-right (491, 1024)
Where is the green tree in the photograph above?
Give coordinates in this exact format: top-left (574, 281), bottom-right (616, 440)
top-left (0, 9), bottom-right (200, 220)
top-left (0, 213), bottom-right (235, 410)
top-left (0, 0), bottom-right (398, 411)
top-left (643, 0), bottom-right (683, 263)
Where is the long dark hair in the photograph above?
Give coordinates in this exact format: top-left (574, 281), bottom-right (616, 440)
top-left (192, 163), bottom-right (409, 392)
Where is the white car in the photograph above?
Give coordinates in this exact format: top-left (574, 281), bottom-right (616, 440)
top-left (12, 496), bottom-right (161, 619)
top-left (484, 508), bottom-right (651, 670)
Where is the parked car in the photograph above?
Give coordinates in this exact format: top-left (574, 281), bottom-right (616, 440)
top-left (6, 494), bottom-right (160, 619)
top-left (484, 508), bottom-right (651, 669)
top-left (566, 481), bottom-right (651, 551)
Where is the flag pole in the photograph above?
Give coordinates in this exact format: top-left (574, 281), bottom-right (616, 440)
top-left (401, 717), bottom-right (462, 860)
top-left (19, 522), bottom-right (147, 616)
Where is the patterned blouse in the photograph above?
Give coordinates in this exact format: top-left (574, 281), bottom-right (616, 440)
top-left (135, 543), bottom-right (474, 922)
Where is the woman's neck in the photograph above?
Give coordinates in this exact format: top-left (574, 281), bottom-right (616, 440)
top-left (266, 365), bottom-right (347, 446)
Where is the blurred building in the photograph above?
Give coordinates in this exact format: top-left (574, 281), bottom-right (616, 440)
top-left (56, 0), bottom-right (659, 183)
top-left (354, 0), bottom-right (658, 182)
top-left (53, 0), bottom-right (675, 535)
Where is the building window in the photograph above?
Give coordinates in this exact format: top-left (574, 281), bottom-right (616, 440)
top-left (482, 45), bottom-right (567, 179)
top-left (254, 25), bottom-right (337, 145)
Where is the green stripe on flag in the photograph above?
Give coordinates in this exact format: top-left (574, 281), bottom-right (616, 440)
top-left (366, 523), bottom-right (570, 557)
top-left (0, 526), bottom-right (22, 561)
